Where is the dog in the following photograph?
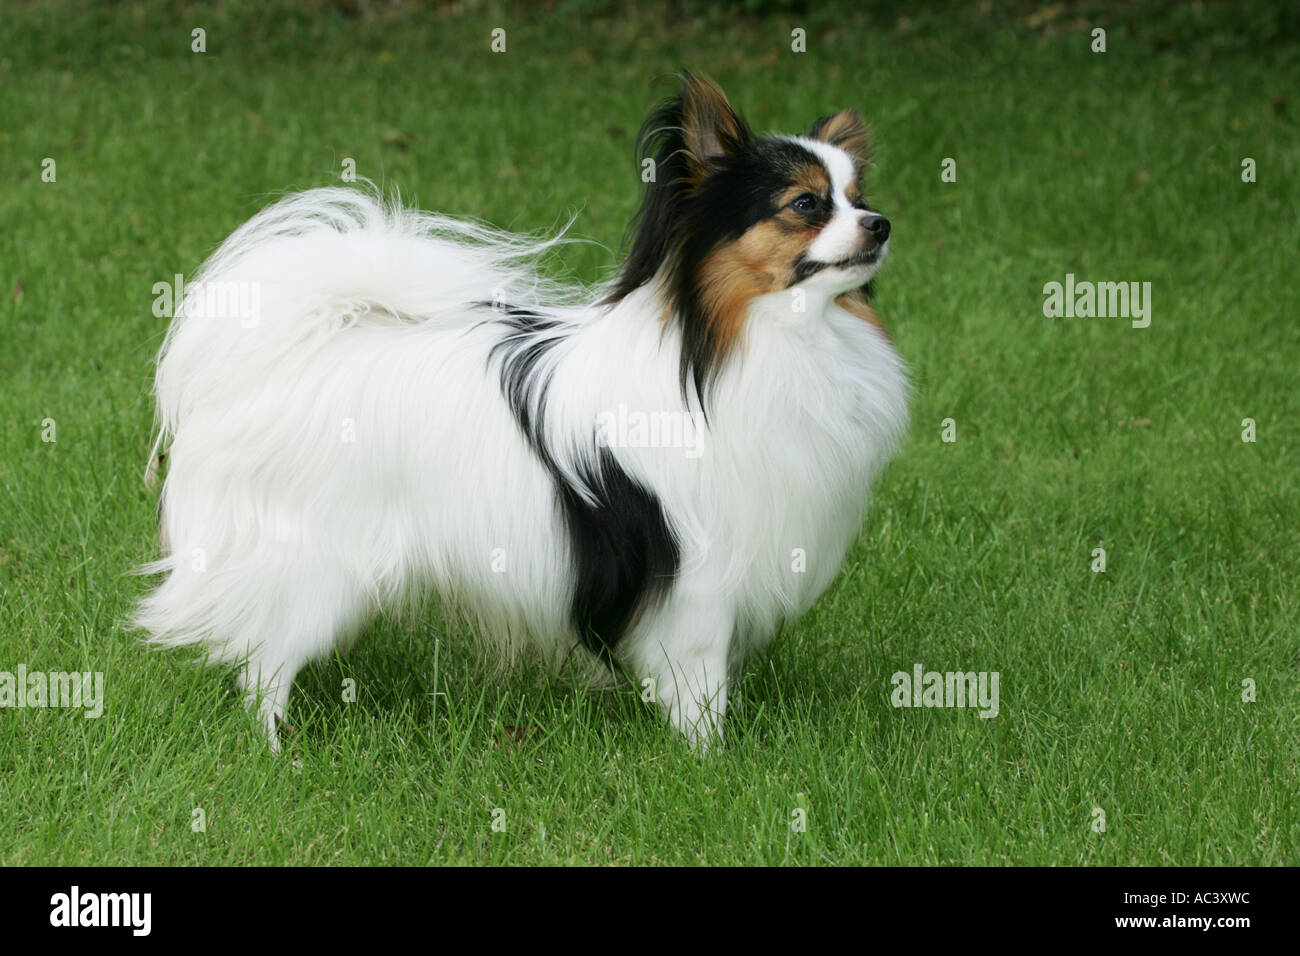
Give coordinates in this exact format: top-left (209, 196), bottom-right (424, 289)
top-left (136, 72), bottom-right (909, 751)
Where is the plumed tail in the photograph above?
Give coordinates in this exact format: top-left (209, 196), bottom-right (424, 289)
top-left (147, 185), bottom-right (582, 475)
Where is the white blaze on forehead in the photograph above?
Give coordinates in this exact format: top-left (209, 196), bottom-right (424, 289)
top-left (787, 137), bottom-right (868, 264)
top-left (791, 136), bottom-right (858, 203)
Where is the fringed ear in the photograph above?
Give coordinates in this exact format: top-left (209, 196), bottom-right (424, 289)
top-left (679, 71), bottom-right (753, 182)
top-left (605, 72), bottom-right (753, 307)
top-left (809, 109), bottom-right (871, 167)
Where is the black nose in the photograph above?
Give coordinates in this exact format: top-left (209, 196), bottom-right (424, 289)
top-left (864, 215), bottom-right (891, 242)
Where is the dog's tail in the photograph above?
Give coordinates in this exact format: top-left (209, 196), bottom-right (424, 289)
top-left (146, 185), bottom-right (579, 480)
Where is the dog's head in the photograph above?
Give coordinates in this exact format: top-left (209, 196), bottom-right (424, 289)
top-left (609, 72), bottom-right (889, 400)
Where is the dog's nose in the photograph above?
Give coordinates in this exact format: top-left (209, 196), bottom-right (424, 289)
top-left (863, 215), bottom-right (890, 243)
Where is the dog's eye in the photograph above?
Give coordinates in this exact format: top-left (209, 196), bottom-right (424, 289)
top-left (791, 193), bottom-right (821, 213)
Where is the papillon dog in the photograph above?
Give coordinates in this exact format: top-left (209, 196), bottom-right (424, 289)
top-left (136, 73), bottom-right (909, 751)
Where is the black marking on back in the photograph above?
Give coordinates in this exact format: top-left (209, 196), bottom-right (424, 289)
top-left (487, 305), bottom-right (568, 457)
top-left (486, 304), bottom-right (680, 662)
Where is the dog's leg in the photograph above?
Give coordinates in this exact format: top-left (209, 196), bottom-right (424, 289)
top-left (223, 557), bottom-right (368, 753)
top-left (237, 655), bottom-right (298, 753)
top-left (633, 595), bottom-right (734, 751)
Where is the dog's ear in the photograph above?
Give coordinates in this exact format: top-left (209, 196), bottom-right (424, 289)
top-left (680, 72), bottom-right (752, 182)
top-left (809, 109), bottom-right (871, 167)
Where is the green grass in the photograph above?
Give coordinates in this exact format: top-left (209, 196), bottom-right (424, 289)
top-left (1, 1), bottom-right (1297, 865)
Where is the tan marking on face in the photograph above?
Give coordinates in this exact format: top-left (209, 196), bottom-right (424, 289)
top-left (836, 289), bottom-right (888, 337)
top-left (696, 218), bottom-right (819, 354)
top-left (778, 164), bottom-right (831, 208)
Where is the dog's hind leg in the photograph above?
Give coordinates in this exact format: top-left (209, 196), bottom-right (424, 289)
top-left (237, 655), bottom-right (298, 753)
top-left (223, 555), bottom-right (372, 753)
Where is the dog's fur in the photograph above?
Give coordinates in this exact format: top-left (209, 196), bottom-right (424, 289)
top-left (136, 73), bottom-right (909, 750)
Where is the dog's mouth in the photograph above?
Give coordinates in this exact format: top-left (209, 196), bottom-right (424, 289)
top-left (794, 247), bottom-right (883, 282)
top-left (827, 247), bottom-right (882, 270)
top-left (785, 244), bottom-right (889, 286)
top-left (793, 246), bottom-right (884, 285)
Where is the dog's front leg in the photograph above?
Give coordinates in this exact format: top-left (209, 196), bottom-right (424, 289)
top-left (632, 594), bottom-right (734, 751)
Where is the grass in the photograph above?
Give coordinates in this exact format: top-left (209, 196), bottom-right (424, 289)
top-left (1, 0), bottom-right (1297, 865)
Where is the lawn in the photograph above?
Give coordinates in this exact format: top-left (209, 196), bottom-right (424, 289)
top-left (1, 0), bottom-right (1297, 865)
